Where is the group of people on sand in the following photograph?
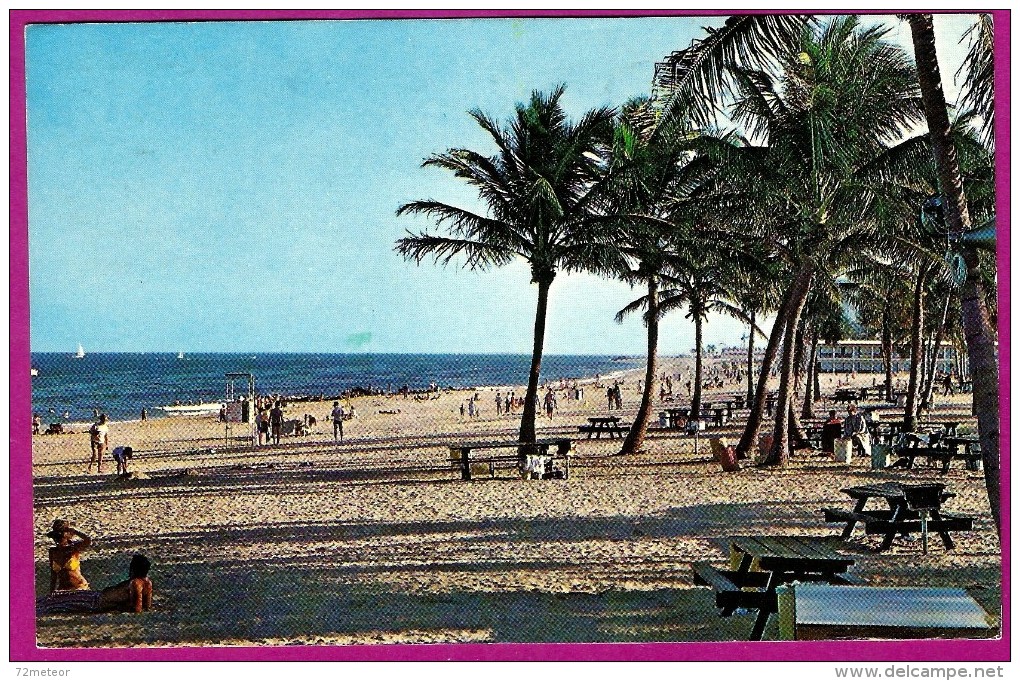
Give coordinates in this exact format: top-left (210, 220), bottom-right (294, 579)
top-left (37, 519), bottom-right (152, 615)
top-left (85, 413), bottom-right (134, 476)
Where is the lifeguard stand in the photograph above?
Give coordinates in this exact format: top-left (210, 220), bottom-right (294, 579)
top-left (225, 372), bottom-right (256, 446)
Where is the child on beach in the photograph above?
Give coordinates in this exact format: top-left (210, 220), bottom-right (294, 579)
top-left (111, 446), bottom-right (134, 476)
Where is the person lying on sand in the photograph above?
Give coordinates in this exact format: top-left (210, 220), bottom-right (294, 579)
top-left (96, 554), bottom-right (153, 613)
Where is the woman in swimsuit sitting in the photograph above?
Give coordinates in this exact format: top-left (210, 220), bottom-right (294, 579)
top-left (47, 519), bottom-right (92, 592)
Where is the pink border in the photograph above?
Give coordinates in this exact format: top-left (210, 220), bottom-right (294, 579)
top-left (9, 8), bottom-right (1009, 662)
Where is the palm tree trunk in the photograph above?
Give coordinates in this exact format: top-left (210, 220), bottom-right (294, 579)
top-left (802, 330), bottom-right (819, 419)
top-left (737, 262), bottom-right (810, 459)
top-left (691, 304), bottom-right (704, 420)
top-left (882, 311), bottom-right (894, 401)
top-left (764, 262), bottom-right (815, 467)
top-left (620, 278), bottom-right (659, 455)
top-left (793, 318), bottom-right (806, 393)
top-left (519, 277), bottom-right (553, 445)
top-left (910, 13), bottom-right (1000, 535)
top-left (904, 263), bottom-right (929, 432)
top-left (921, 295), bottom-right (952, 408)
top-left (746, 310), bottom-right (756, 408)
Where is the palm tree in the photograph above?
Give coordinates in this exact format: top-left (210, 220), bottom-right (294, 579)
top-left (723, 17), bottom-right (927, 465)
top-left (598, 100), bottom-right (702, 455)
top-left (395, 86), bottom-right (618, 445)
top-left (907, 15), bottom-right (999, 536)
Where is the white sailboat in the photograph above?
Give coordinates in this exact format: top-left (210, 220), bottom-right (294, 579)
top-left (177, 351), bottom-right (185, 360)
top-left (74, 343), bottom-right (85, 359)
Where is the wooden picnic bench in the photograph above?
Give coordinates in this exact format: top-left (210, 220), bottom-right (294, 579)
top-left (665, 408), bottom-right (690, 429)
top-left (890, 433), bottom-right (981, 473)
top-left (448, 438), bottom-right (571, 481)
top-left (822, 482), bottom-right (974, 551)
top-left (777, 584), bottom-right (992, 640)
top-left (693, 535), bottom-right (857, 640)
top-left (832, 388), bottom-right (859, 405)
top-left (578, 416), bottom-right (628, 439)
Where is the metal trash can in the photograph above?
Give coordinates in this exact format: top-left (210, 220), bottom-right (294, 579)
top-left (871, 443), bottom-right (891, 469)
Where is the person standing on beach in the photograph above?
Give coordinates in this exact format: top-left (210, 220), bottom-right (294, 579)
top-left (495, 392), bottom-right (502, 416)
top-left (331, 401), bottom-right (345, 442)
top-left (270, 402), bottom-right (284, 445)
top-left (607, 385), bottom-right (614, 411)
top-left (544, 388), bottom-right (556, 418)
top-left (256, 407), bottom-right (269, 446)
top-left (88, 414), bottom-right (109, 473)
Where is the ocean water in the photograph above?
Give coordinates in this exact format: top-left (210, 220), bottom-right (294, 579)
top-left (29, 353), bottom-right (643, 423)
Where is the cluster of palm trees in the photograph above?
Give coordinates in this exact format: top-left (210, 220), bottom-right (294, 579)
top-left (395, 14), bottom-right (999, 531)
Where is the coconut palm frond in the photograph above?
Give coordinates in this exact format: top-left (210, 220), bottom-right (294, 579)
top-left (656, 14), bottom-right (810, 129)
top-left (394, 232), bottom-right (516, 270)
top-left (956, 14), bottom-right (994, 147)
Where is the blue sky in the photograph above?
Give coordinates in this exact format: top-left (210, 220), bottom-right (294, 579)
top-left (25, 13), bottom-right (978, 354)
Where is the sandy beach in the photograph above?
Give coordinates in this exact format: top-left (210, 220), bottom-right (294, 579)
top-left (31, 364), bottom-right (1001, 647)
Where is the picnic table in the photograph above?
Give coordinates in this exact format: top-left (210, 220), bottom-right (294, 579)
top-left (448, 438), bottom-right (571, 481)
top-left (579, 416), bottom-right (628, 439)
top-left (822, 482), bottom-right (974, 551)
top-left (892, 433), bottom-right (981, 473)
top-left (664, 408), bottom-right (690, 429)
top-left (777, 584), bottom-right (992, 640)
top-left (832, 388), bottom-right (859, 405)
top-left (693, 535), bottom-right (857, 641)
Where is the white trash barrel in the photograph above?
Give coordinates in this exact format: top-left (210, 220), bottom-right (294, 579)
top-left (834, 438), bottom-right (853, 464)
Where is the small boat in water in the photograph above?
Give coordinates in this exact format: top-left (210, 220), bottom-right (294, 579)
top-left (74, 343), bottom-right (85, 359)
top-left (30, 367), bottom-right (39, 377)
top-left (177, 351), bottom-right (185, 359)
top-left (158, 402), bottom-right (223, 415)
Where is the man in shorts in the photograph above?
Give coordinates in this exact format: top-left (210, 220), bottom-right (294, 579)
top-left (331, 401), bottom-right (345, 442)
top-left (270, 402), bottom-right (284, 445)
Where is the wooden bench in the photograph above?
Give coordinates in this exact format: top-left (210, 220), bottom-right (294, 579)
top-left (448, 438), bottom-right (571, 480)
top-left (777, 584), bottom-right (992, 640)
top-left (822, 507), bottom-right (974, 549)
top-left (693, 561), bottom-right (773, 613)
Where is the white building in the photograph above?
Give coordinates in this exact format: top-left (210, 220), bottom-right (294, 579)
top-left (816, 340), bottom-right (957, 374)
